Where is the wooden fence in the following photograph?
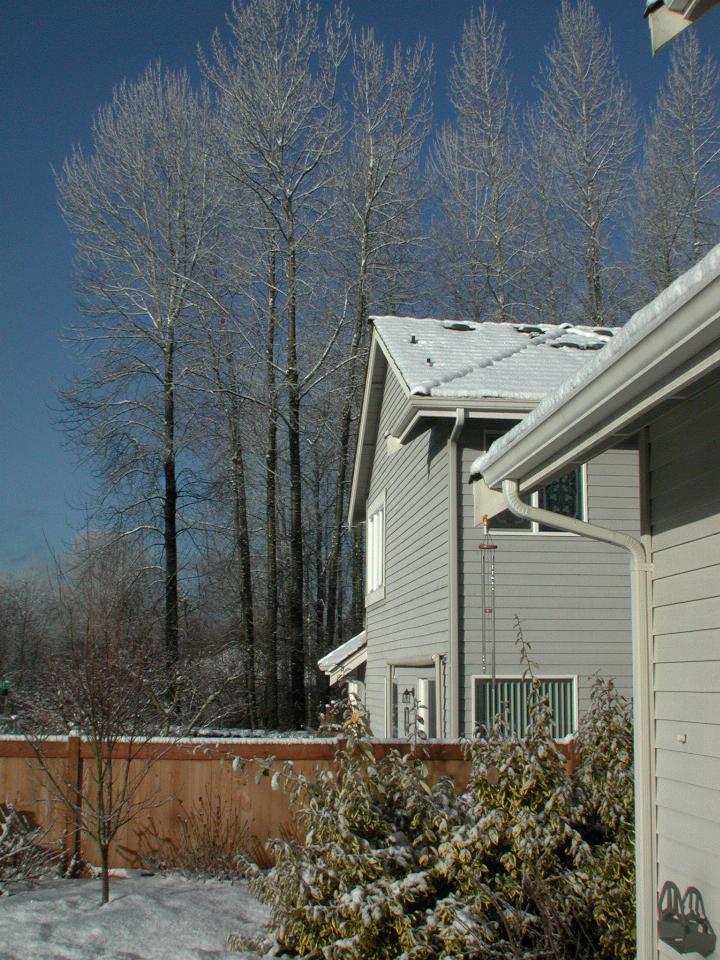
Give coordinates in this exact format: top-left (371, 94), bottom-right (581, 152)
top-left (0, 735), bottom-right (577, 868)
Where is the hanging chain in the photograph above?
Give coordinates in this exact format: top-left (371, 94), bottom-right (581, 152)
top-left (478, 516), bottom-right (498, 697)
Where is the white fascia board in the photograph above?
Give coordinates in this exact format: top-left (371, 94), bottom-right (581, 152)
top-left (648, 0), bottom-right (720, 53)
top-left (648, 5), bottom-right (694, 52)
top-left (477, 261), bottom-right (720, 494)
top-left (348, 331), bottom-right (411, 527)
top-left (388, 398), bottom-right (533, 445)
top-left (328, 646), bottom-right (368, 686)
top-left (684, 0), bottom-right (720, 16)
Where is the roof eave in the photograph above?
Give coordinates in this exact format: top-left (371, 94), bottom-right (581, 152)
top-left (477, 268), bottom-right (720, 494)
top-left (348, 332), bottom-right (412, 527)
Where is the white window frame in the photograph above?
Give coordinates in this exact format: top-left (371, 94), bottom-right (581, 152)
top-left (470, 673), bottom-right (579, 739)
top-left (483, 430), bottom-right (588, 536)
top-left (365, 490), bottom-right (386, 606)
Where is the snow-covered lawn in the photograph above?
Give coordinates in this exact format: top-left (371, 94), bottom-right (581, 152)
top-left (0, 873), bottom-right (271, 960)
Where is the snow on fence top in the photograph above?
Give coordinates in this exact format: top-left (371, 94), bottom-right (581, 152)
top-left (370, 316), bottom-right (616, 401)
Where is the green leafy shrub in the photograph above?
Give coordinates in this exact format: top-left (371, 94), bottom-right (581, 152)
top-left (253, 702), bottom-right (459, 958)
top-left (254, 681), bottom-right (635, 960)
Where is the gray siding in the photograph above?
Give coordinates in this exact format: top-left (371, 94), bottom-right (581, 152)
top-left (649, 373), bottom-right (720, 957)
top-left (364, 368), bottom-right (451, 734)
top-left (459, 421), bottom-right (637, 735)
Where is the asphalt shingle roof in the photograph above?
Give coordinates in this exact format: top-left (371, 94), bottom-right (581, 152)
top-left (371, 317), bottom-right (616, 402)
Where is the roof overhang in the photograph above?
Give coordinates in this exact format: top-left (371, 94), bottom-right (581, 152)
top-left (645, 0), bottom-right (720, 54)
top-left (347, 329), bottom-right (535, 527)
top-left (348, 331), bottom-right (408, 527)
top-left (473, 245), bottom-right (720, 495)
top-left (318, 630), bottom-right (367, 686)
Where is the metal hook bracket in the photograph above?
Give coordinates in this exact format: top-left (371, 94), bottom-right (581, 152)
top-left (658, 881), bottom-right (717, 957)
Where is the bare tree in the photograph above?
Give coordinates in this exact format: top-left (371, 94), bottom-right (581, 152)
top-left (523, 105), bottom-right (571, 324)
top-left (18, 535), bottom-right (244, 903)
top-left (323, 29), bottom-right (432, 654)
top-left (431, 4), bottom-right (527, 323)
top-left (0, 573), bottom-right (50, 688)
top-left (203, 0), bottom-right (349, 726)
top-left (632, 33), bottom-right (720, 297)
top-left (535, 0), bottom-right (636, 326)
top-left (57, 65), bottom-right (224, 661)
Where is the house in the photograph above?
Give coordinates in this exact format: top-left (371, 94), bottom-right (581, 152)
top-left (320, 317), bottom-right (640, 742)
top-left (645, 0), bottom-right (720, 53)
top-left (473, 245), bottom-right (720, 959)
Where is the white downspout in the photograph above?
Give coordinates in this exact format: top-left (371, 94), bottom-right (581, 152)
top-left (448, 409), bottom-right (466, 739)
top-left (501, 479), bottom-right (656, 960)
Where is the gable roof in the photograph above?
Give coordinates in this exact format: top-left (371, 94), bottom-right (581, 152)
top-left (348, 317), bottom-right (617, 525)
top-left (371, 317), bottom-right (615, 401)
top-left (471, 243), bottom-right (720, 492)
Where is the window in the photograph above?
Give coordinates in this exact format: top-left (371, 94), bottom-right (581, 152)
top-left (473, 675), bottom-right (577, 740)
top-left (365, 491), bottom-right (385, 604)
top-left (484, 430), bottom-right (586, 533)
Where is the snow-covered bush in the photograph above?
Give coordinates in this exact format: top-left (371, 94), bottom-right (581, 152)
top-left (0, 803), bottom-right (59, 893)
top-left (255, 678), bottom-right (635, 960)
top-left (253, 701), bottom-right (459, 958)
top-left (571, 679), bottom-right (636, 960)
top-left (428, 678), bottom-right (635, 960)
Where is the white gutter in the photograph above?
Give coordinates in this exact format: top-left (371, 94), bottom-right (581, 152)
top-left (474, 247), bottom-right (720, 494)
top-left (500, 480), bottom-right (655, 960)
top-left (447, 409), bottom-right (466, 739)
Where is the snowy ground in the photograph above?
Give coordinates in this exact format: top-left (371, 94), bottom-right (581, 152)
top-left (0, 873), bottom-right (271, 960)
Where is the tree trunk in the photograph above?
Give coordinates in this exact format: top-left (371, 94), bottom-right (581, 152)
top-left (286, 208), bottom-right (306, 728)
top-left (228, 407), bottom-right (256, 726)
top-left (324, 267), bottom-right (368, 651)
top-left (350, 526), bottom-right (364, 635)
top-left (99, 842), bottom-right (110, 904)
top-left (163, 335), bottom-right (179, 661)
top-left (265, 249), bottom-right (279, 730)
top-left (310, 457), bottom-right (326, 722)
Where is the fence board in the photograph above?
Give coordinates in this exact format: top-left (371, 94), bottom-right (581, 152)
top-left (0, 736), bottom-right (577, 867)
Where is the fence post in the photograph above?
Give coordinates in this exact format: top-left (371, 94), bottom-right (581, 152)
top-left (64, 730), bottom-right (82, 873)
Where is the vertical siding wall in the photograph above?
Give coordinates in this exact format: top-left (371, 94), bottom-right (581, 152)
top-left (459, 422), bottom-right (638, 735)
top-left (364, 368), bottom-right (450, 734)
top-left (650, 375), bottom-right (720, 958)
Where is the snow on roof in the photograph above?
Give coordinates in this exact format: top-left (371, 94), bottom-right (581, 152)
top-left (318, 629), bottom-right (367, 674)
top-left (470, 243), bottom-right (720, 480)
top-left (371, 317), bottom-right (616, 402)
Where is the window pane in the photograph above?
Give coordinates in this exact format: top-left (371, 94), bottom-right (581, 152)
top-left (490, 508), bottom-right (532, 531)
top-left (538, 466), bottom-right (582, 530)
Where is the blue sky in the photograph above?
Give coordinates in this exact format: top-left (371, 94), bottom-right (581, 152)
top-left (2, 0), bottom-right (719, 573)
